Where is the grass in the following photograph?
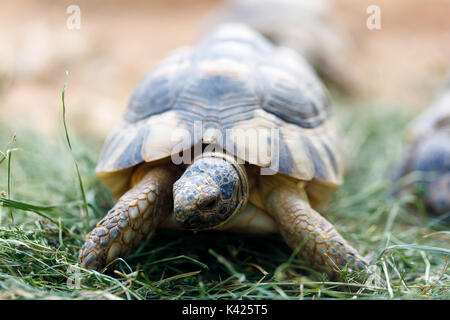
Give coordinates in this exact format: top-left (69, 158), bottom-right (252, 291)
top-left (0, 94), bottom-right (448, 300)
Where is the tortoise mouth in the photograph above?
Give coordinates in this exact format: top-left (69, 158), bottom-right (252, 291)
top-left (173, 183), bottom-right (238, 230)
top-left (173, 203), bottom-right (232, 230)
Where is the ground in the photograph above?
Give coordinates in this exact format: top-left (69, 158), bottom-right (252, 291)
top-left (0, 0), bottom-right (449, 299)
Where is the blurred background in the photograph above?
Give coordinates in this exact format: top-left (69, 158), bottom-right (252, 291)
top-left (0, 0), bottom-right (449, 139)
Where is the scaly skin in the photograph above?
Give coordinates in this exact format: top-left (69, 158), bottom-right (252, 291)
top-left (79, 166), bottom-right (179, 270)
top-left (265, 187), bottom-right (369, 280)
top-left (173, 154), bottom-right (248, 230)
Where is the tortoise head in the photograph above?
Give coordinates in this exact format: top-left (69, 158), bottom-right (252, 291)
top-left (411, 131), bottom-right (450, 215)
top-left (173, 152), bottom-right (249, 230)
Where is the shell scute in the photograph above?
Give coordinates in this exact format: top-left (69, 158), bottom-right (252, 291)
top-left (97, 24), bottom-right (344, 198)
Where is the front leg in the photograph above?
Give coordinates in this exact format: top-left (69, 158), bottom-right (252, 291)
top-left (265, 187), bottom-right (369, 280)
top-left (79, 165), bottom-right (179, 270)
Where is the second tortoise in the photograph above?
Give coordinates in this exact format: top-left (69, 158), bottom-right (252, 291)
top-left (396, 81), bottom-right (450, 216)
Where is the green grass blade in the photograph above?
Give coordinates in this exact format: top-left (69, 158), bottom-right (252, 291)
top-left (61, 73), bottom-right (89, 232)
top-left (378, 244), bottom-right (450, 259)
top-left (0, 198), bottom-right (71, 234)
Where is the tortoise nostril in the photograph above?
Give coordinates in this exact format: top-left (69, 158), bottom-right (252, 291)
top-left (197, 193), bottom-right (219, 210)
top-left (201, 198), bottom-right (217, 210)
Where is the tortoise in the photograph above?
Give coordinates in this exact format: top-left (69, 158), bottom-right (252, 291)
top-left (210, 0), bottom-right (356, 91)
top-left (79, 24), bottom-right (370, 280)
top-left (396, 81), bottom-right (450, 216)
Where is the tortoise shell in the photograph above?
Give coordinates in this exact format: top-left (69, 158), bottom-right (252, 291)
top-left (407, 85), bottom-right (450, 143)
top-left (96, 24), bottom-right (345, 208)
top-left (402, 83), bottom-right (450, 172)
